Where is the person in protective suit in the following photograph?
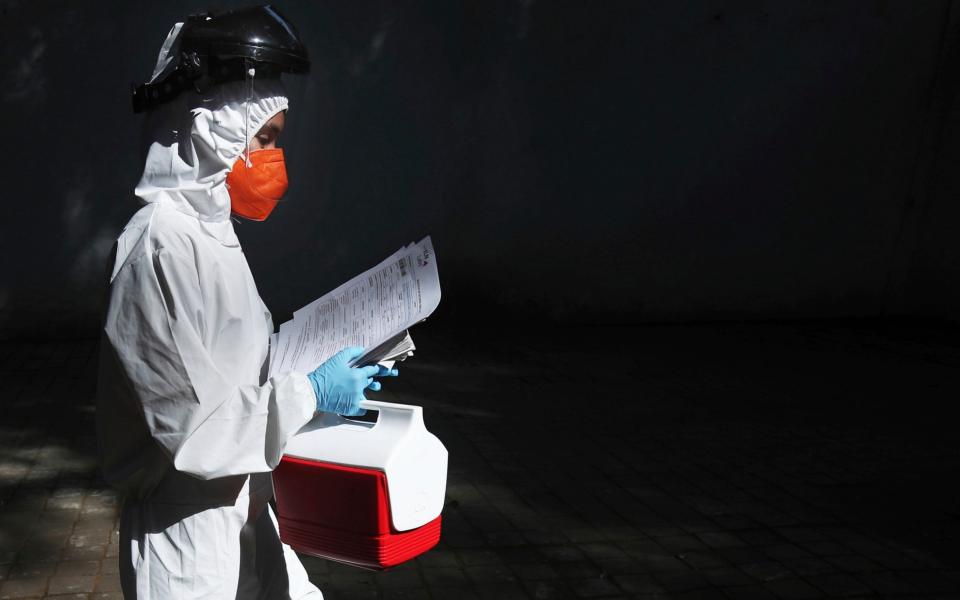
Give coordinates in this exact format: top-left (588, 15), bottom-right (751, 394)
top-left (97, 6), bottom-right (392, 598)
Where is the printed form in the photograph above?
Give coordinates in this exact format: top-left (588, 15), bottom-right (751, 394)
top-left (269, 236), bottom-right (440, 378)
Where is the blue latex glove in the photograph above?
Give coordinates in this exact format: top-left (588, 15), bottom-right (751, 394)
top-left (306, 347), bottom-right (399, 416)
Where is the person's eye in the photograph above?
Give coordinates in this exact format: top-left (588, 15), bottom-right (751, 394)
top-left (257, 136), bottom-right (271, 146)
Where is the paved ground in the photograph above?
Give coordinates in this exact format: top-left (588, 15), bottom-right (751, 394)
top-left (1, 319), bottom-right (959, 599)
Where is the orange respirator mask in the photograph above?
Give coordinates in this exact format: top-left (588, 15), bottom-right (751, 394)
top-left (227, 148), bottom-right (288, 221)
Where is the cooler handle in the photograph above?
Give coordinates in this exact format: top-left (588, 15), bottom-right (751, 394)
top-left (358, 400), bottom-right (424, 432)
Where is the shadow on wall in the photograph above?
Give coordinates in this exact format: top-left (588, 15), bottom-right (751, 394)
top-left (1, 1), bottom-right (959, 341)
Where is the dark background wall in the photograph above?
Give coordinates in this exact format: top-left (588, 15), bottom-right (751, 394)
top-left (1, 1), bottom-right (958, 339)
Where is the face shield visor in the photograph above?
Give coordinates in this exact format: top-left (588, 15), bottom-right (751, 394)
top-left (132, 5), bottom-right (311, 219)
top-left (228, 62), bottom-right (311, 221)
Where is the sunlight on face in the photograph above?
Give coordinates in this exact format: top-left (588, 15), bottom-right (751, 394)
top-left (248, 110), bottom-right (286, 151)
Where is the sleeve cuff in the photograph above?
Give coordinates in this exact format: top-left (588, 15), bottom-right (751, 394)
top-left (289, 371), bottom-right (317, 424)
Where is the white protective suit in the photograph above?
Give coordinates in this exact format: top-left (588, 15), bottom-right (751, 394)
top-left (96, 26), bottom-right (322, 600)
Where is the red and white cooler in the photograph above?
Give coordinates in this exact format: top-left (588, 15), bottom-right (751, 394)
top-left (272, 400), bottom-right (448, 570)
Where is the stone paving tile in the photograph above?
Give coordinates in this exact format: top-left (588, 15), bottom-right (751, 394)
top-left (699, 567), bottom-right (754, 588)
top-left (521, 579), bottom-right (575, 599)
top-left (380, 590), bottom-right (425, 600)
top-left (422, 566), bottom-right (469, 588)
top-left (45, 575), bottom-right (94, 596)
top-left (0, 576), bottom-right (47, 599)
top-left (567, 576), bottom-right (620, 598)
top-left (721, 586), bottom-right (780, 600)
top-left (611, 573), bottom-right (665, 594)
top-left (94, 573), bottom-right (121, 594)
top-left (824, 554), bottom-right (883, 574)
top-left (465, 563), bottom-right (517, 585)
top-left (738, 561), bottom-right (794, 583)
top-left (512, 563), bottom-right (558, 581)
top-left (761, 578), bottom-right (824, 599)
top-left (777, 558), bottom-right (836, 578)
top-left (805, 571), bottom-right (872, 597)
top-left (654, 569), bottom-right (711, 593)
top-left (716, 547), bottom-right (768, 566)
top-left (3, 322), bottom-right (960, 599)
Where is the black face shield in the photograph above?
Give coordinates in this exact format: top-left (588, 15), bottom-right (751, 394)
top-left (132, 4), bottom-right (310, 113)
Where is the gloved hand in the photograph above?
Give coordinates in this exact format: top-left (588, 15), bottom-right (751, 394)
top-left (306, 347), bottom-right (398, 416)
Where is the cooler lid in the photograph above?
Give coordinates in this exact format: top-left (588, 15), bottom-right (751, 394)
top-left (283, 400), bottom-right (448, 531)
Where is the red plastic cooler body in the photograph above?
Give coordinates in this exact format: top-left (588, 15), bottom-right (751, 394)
top-left (273, 455), bottom-right (442, 570)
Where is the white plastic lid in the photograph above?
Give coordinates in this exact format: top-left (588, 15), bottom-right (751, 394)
top-left (282, 400), bottom-right (448, 532)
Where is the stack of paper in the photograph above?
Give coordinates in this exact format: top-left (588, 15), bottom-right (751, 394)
top-left (268, 236), bottom-right (440, 378)
top-left (357, 330), bottom-right (416, 370)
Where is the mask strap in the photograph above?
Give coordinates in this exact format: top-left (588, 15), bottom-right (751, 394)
top-left (244, 64), bottom-right (256, 167)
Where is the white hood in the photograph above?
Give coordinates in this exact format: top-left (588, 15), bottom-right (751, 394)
top-left (134, 24), bottom-right (288, 237)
